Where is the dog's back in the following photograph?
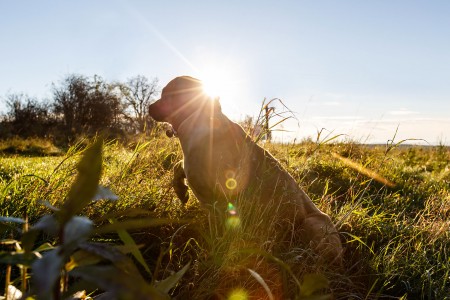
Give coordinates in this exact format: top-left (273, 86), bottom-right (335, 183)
top-left (178, 111), bottom-right (342, 263)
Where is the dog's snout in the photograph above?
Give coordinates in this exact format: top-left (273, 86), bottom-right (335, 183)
top-left (148, 99), bottom-right (166, 122)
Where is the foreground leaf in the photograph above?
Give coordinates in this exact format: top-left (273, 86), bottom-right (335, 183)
top-left (32, 249), bottom-right (64, 300)
top-left (60, 140), bottom-right (103, 225)
top-left (93, 186), bottom-right (119, 201)
top-left (0, 216), bottom-right (26, 224)
top-left (22, 215), bottom-right (59, 252)
top-left (32, 215), bottom-right (60, 236)
top-left (77, 242), bottom-right (142, 275)
top-left (63, 216), bottom-right (93, 251)
top-left (71, 265), bottom-right (169, 300)
top-left (0, 251), bottom-right (40, 266)
top-left (66, 249), bottom-right (104, 272)
top-left (33, 242), bottom-right (55, 253)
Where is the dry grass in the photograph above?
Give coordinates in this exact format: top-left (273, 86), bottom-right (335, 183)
top-left (0, 136), bottom-right (449, 299)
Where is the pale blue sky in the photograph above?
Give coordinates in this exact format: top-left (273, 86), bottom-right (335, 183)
top-left (1, 1), bottom-right (449, 144)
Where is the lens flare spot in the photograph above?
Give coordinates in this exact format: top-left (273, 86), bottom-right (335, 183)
top-left (226, 216), bottom-right (241, 229)
top-left (227, 202), bottom-right (237, 215)
top-left (227, 203), bottom-right (240, 228)
top-left (226, 178), bottom-right (237, 190)
top-left (228, 288), bottom-right (248, 300)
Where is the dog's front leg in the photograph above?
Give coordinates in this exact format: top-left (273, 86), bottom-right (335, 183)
top-left (173, 160), bottom-right (189, 204)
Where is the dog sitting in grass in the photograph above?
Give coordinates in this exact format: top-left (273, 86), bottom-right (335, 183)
top-left (148, 76), bottom-right (343, 264)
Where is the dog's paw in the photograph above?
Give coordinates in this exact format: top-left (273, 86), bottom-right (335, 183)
top-left (177, 188), bottom-right (189, 204)
top-left (173, 160), bottom-right (189, 204)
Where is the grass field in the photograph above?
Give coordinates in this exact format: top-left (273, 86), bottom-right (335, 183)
top-left (0, 136), bottom-right (449, 299)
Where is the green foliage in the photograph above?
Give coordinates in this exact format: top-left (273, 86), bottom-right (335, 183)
top-left (0, 139), bottom-right (189, 299)
top-left (0, 137), bottom-right (449, 299)
top-left (0, 137), bottom-right (62, 156)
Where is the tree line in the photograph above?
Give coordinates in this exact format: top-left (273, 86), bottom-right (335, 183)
top-left (0, 74), bottom-right (160, 144)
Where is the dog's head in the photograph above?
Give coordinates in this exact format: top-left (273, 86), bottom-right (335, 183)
top-left (148, 76), bottom-right (221, 130)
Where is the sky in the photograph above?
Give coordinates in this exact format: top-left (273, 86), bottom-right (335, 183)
top-left (1, 1), bottom-right (449, 145)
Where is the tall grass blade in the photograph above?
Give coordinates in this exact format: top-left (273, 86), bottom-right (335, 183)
top-left (155, 262), bottom-right (190, 294)
top-left (248, 268), bottom-right (274, 300)
top-left (332, 152), bottom-right (396, 187)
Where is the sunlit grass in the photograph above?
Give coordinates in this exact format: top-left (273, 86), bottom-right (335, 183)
top-left (0, 136), bottom-right (449, 298)
top-left (0, 137), bottom-right (62, 156)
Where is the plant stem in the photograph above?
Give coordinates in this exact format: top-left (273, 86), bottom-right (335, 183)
top-left (21, 212), bottom-right (29, 292)
top-left (5, 265), bottom-right (11, 300)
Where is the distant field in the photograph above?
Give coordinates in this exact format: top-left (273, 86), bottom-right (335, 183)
top-left (1, 137), bottom-right (449, 299)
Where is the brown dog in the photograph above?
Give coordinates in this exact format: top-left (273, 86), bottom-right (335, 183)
top-left (148, 76), bottom-right (343, 263)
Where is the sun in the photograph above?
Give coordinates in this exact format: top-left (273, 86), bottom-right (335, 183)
top-left (198, 64), bottom-right (242, 104)
top-left (201, 71), bottom-right (235, 100)
top-left (201, 77), bottom-right (224, 99)
top-left (194, 58), bottom-right (247, 117)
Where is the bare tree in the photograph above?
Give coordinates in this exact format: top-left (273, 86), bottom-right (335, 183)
top-left (52, 74), bottom-right (122, 139)
top-left (52, 74), bottom-right (89, 135)
top-left (3, 93), bottom-right (53, 138)
top-left (120, 75), bottom-right (159, 134)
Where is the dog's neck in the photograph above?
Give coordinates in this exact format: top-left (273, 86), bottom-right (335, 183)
top-left (170, 98), bottom-right (222, 133)
top-left (175, 111), bottom-right (225, 143)
top-left (173, 112), bottom-right (197, 134)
